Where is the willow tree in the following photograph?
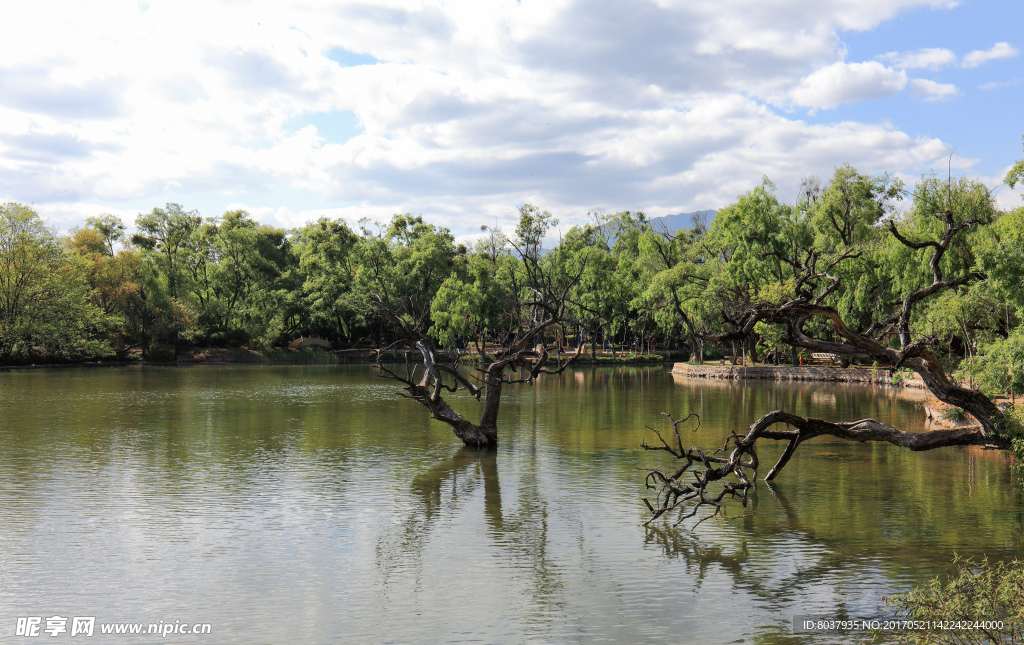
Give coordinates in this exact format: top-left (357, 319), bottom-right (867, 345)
top-left (361, 206), bottom-right (587, 448)
top-left (632, 215), bottom-right (717, 363)
top-left (291, 217), bottom-right (361, 342)
top-left (643, 172), bottom-right (1020, 525)
top-left (700, 177), bottom-right (812, 363)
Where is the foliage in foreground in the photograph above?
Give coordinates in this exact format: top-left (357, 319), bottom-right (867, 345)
top-left (881, 556), bottom-right (1024, 644)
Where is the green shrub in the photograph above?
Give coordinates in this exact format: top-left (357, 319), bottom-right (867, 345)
top-left (881, 555), bottom-right (1024, 644)
top-left (146, 343), bottom-right (177, 362)
top-left (1013, 438), bottom-right (1024, 487)
top-left (942, 406), bottom-right (966, 423)
top-left (963, 327), bottom-right (1024, 400)
top-left (1001, 406), bottom-right (1024, 487)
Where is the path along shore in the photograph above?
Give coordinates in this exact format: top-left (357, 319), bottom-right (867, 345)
top-left (670, 362), bottom-right (926, 387)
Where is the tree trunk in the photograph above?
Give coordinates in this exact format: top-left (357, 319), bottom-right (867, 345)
top-left (451, 419), bottom-right (498, 448)
top-left (747, 335), bottom-right (759, 364)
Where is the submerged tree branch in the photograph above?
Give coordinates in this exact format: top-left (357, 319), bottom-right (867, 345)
top-left (642, 410), bottom-right (1008, 526)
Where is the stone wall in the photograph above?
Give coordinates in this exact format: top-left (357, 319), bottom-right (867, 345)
top-left (670, 362), bottom-right (926, 388)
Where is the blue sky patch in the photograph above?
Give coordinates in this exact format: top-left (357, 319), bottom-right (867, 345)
top-left (326, 47), bottom-right (378, 67)
top-left (287, 110), bottom-right (364, 145)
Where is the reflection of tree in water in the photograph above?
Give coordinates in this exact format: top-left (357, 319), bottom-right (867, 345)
top-left (643, 483), bottom-right (924, 644)
top-left (643, 525), bottom-right (750, 592)
top-left (376, 441), bottom-right (1024, 642)
top-left (376, 446), bottom-right (569, 628)
top-left (382, 446), bottom-right (896, 642)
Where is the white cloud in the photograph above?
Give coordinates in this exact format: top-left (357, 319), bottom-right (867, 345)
top-left (909, 78), bottom-right (961, 102)
top-left (980, 79), bottom-right (1020, 90)
top-left (962, 42), bottom-right (1019, 68)
top-left (994, 183), bottom-right (1023, 211)
top-left (878, 48), bottom-right (957, 70)
top-left (978, 164), bottom-right (1024, 210)
top-left (790, 62), bottom-right (907, 109)
top-left (0, 0), bottom-right (1006, 236)
top-left (190, 93), bottom-right (955, 234)
top-left (22, 201), bottom-right (141, 235)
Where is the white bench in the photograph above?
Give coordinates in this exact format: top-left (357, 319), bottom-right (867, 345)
top-left (808, 352), bottom-right (841, 366)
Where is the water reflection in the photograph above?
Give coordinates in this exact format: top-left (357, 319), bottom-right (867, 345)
top-left (0, 365), bottom-right (1020, 644)
top-left (378, 444), bottom-right (578, 638)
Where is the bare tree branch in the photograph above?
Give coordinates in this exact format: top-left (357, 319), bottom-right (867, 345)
top-left (642, 410), bottom-right (1007, 526)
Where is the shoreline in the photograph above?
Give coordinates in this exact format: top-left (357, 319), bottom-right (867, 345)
top-left (1, 347), bottom-right (684, 370)
top-left (671, 362), bottom-right (1006, 431)
top-left (670, 362), bottom-right (927, 388)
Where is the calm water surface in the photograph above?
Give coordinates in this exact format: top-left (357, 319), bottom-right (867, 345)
top-left (0, 365), bottom-right (1021, 643)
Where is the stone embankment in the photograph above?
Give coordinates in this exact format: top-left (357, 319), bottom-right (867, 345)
top-left (670, 362), bottom-right (1016, 431)
top-left (671, 362), bottom-right (926, 388)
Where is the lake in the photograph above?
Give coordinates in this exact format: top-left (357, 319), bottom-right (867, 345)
top-left (1, 365), bottom-right (1021, 643)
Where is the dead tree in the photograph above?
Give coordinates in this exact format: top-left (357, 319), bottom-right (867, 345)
top-left (372, 241), bottom-right (588, 449)
top-left (643, 196), bottom-right (1014, 526)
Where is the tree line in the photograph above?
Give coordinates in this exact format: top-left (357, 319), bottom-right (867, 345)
top-left (2, 156), bottom-right (1023, 405)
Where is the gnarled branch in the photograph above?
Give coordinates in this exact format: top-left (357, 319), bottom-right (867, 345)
top-left (642, 410), bottom-right (1007, 526)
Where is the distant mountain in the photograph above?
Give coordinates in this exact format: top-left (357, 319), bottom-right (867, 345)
top-left (592, 209), bottom-right (715, 248)
top-left (648, 210), bottom-right (715, 236)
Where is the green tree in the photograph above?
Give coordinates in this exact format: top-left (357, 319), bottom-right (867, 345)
top-left (513, 203), bottom-right (556, 262)
top-left (965, 327), bottom-right (1024, 403)
top-left (882, 176), bottom-right (996, 300)
top-left (291, 217), bottom-right (361, 342)
top-left (69, 215), bottom-right (146, 354)
top-left (883, 556), bottom-right (1023, 644)
top-left (0, 203), bottom-right (111, 362)
top-left (429, 225), bottom-right (512, 352)
top-left (644, 166), bottom-right (1020, 525)
top-left (604, 211), bottom-right (653, 353)
top-left (974, 206), bottom-right (1024, 319)
top-left (129, 204), bottom-right (207, 354)
top-left (85, 214), bottom-right (126, 255)
top-left (807, 166), bottom-right (903, 334)
top-left (811, 164), bottom-right (902, 249)
top-left (132, 203), bottom-right (202, 301)
top-left (632, 222), bottom-right (712, 361)
top-left (555, 223), bottom-right (621, 358)
top-left (1004, 134), bottom-right (1024, 191)
top-left (200, 210), bottom-right (290, 346)
top-left (703, 177), bottom-right (807, 362)
top-left (354, 213), bottom-right (465, 348)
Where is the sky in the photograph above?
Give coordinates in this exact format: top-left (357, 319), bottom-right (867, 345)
top-left (1, 0), bottom-right (1021, 241)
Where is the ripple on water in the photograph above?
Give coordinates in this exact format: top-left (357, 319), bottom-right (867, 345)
top-left (0, 365), bottom-right (1020, 644)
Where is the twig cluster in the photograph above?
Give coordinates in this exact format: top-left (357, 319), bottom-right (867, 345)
top-left (642, 412), bottom-right (755, 526)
